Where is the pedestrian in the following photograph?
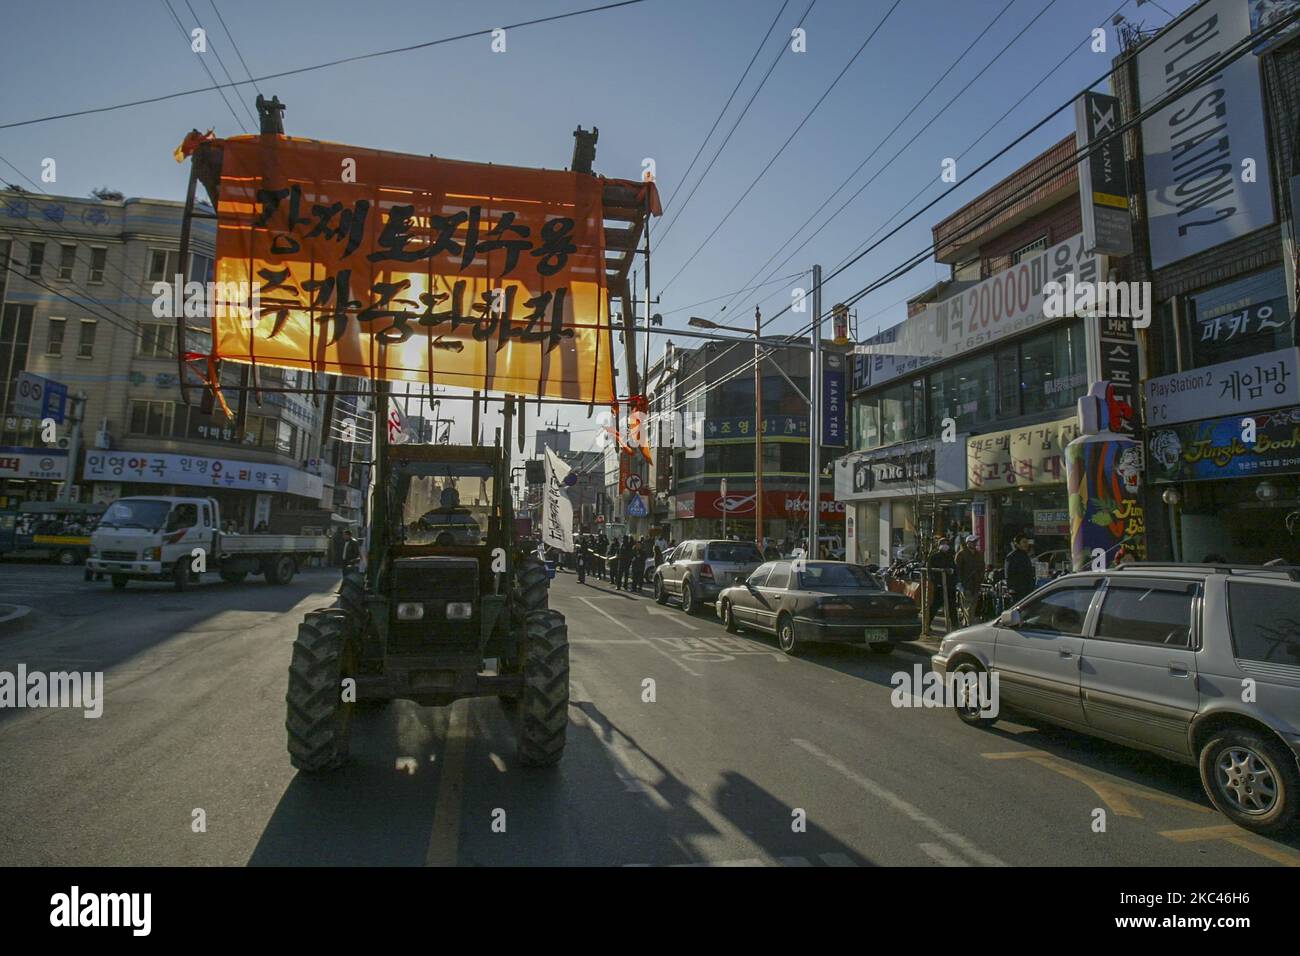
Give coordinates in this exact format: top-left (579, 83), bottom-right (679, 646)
top-left (631, 538), bottom-right (646, 592)
top-left (1004, 533), bottom-right (1036, 604)
top-left (576, 536), bottom-right (588, 584)
top-left (341, 529), bottom-right (361, 579)
top-left (955, 534), bottom-right (985, 620)
top-left (618, 535), bottom-right (633, 590)
top-left (926, 536), bottom-right (957, 629)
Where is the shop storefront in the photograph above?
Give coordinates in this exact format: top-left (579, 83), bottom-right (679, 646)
top-left (0, 446), bottom-right (71, 507)
top-left (1147, 405), bottom-right (1300, 564)
top-left (835, 435), bottom-right (967, 566)
top-left (82, 449), bottom-right (325, 531)
top-left (967, 415), bottom-right (1080, 565)
top-left (670, 489), bottom-right (843, 546)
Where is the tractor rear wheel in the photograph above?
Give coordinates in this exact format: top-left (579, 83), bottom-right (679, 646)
top-left (515, 608), bottom-right (569, 767)
top-left (286, 609), bottom-right (360, 772)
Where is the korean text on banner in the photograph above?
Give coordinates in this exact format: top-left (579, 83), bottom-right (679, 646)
top-left (542, 447), bottom-right (574, 553)
top-left (206, 136), bottom-right (658, 403)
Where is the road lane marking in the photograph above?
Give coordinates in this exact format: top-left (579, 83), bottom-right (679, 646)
top-left (577, 597), bottom-right (701, 677)
top-left (818, 852), bottom-right (856, 867)
top-left (794, 738), bottom-right (1007, 866)
top-left (426, 701), bottom-right (468, 867)
top-left (1158, 824), bottom-right (1300, 866)
top-left (919, 843), bottom-right (972, 866)
top-left (777, 855), bottom-right (813, 867)
top-left (645, 607), bottom-right (699, 630)
top-left (982, 750), bottom-right (1211, 818)
top-left (569, 639), bottom-right (646, 644)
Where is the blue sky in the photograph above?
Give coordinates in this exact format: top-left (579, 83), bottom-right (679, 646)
top-left (0, 0), bottom-right (1200, 448)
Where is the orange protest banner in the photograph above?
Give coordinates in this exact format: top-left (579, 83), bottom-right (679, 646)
top-left (206, 135), bottom-right (650, 404)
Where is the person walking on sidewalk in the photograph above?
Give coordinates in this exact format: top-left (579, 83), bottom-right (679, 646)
top-left (1004, 533), bottom-right (1036, 604)
top-left (576, 536), bottom-right (588, 585)
top-left (925, 537), bottom-right (957, 630)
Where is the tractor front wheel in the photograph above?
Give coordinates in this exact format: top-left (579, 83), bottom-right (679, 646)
top-left (286, 609), bottom-right (360, 772)
top-left (515, 608), bottom-right (569, 767)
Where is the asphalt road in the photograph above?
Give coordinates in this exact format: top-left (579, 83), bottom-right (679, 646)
top-left (1, 562), bottom-right (1298, 867)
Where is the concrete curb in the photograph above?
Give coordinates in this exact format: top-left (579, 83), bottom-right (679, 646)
top-left (0, 603), bottom-right (34, 630)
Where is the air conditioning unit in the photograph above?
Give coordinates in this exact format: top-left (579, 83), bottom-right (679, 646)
top-left (56, 436), bottom-right (71, 450)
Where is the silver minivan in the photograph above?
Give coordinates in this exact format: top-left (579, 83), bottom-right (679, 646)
top-left (654, 539), bottom-right (764, 615)
top-left (932, 563), bottom-right (1300, 835)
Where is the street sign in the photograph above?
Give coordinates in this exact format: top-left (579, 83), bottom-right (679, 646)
top-left (15, 372), bottom-right (68, 425)
top-left (625, 493), bottom-right (648, 517)
top-left (625, 473), bottom-right (643, 492)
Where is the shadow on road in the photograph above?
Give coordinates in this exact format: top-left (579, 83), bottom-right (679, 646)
top-left (250, 692), bottom-right (877, 866)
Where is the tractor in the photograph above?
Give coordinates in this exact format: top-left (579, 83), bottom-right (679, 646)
top-left (285, 390), bottom-right (567, 771)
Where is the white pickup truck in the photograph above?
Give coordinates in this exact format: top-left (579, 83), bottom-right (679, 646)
top-left (87, 495), bottom-right (327, 590)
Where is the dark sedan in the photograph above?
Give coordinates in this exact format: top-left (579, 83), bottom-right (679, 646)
top-left (715, 560), bottom-right (921, 656)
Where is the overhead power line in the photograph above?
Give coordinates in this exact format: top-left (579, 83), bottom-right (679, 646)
top-left (659, 0), bottom-right (905, 293)
top-left (654, 4), bottom-right (1300, 424)
top-left (656, 0), bottom-right (814, 244)
top-left (0, 0), bottom-right (648, 131)
top-left (660, 0), bottom-right (792, 215)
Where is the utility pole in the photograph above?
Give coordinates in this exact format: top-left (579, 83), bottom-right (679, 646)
top-left (754, 305), bottom-right (764, 547)
top-left (809, 265), bottom-right (822, 558)
top-left (57, 392), bottom-right (86, 503)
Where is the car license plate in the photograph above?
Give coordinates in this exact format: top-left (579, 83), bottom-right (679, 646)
top-left (864, 627), bottom-right (889, 641)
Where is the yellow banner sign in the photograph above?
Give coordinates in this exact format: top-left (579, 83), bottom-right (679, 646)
top-left (208, 135), bottom-right (649, 403)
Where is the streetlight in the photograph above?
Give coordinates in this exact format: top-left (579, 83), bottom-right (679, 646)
top-left (690, 309), bottom-right (764, 544)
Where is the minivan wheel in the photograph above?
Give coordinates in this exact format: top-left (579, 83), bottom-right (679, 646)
top-left (952, 660), bottom-right (998, 728)
top-left (1199, 730), bottom-right (1299, 835)
top-left (777, 614), bottom-right (801, 656)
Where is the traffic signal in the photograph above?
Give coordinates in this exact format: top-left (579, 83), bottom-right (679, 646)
top-left (525, 459), bottom-right (545, 485)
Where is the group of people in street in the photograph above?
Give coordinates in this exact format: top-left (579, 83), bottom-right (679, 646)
top-left (572, 532), bottom-right (671, 593)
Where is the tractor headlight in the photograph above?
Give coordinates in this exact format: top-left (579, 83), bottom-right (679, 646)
top-left (396, 602), bottom-right (425, 621)
top-left (446, 602), bottom-right (473, 620)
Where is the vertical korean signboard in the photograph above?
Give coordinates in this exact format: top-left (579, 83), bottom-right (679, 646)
top-left (1074, 90), bottom-right (1133, 257)
top-left (206, 135), bottom-right (658, 403)
top-left (821, 352), bottom-right (846, 447)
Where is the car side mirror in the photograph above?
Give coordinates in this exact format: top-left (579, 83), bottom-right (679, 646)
top-left (999, 608), bottom-right (1022, 628)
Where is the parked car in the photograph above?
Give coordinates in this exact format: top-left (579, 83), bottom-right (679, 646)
top-left (717, 560), bottom-right (921, 656)
top-left (654, 539), bottom-right (763, 614)
top-left (646, 545), bottom-right (675, 578)
top-left (931, 562), bottom-right (1300, 835)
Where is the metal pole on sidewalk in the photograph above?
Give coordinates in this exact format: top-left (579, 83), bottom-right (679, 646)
top-left (809, 265), bottom-right (822, 558)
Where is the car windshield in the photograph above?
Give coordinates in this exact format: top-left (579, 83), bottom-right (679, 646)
top-left (99, 499), bottom-right (171, 531)
top-left (796, 563), bottom-right (883, 590)
top-left (706, 542), bottom-right (763, 563)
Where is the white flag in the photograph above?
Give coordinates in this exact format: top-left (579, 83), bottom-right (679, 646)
top-left (542, 447), bottom-right (574, 553)
top-left (387, 400), bottom-right (411, 444)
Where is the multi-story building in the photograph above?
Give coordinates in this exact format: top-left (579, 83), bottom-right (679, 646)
top-left (838, 134), bottom-right (1139, 567)
top-left (645, 336), bottom-right (843, 546)
top-left (1112, 1), bottom-right (1300, 564)
top-left (0, 189), bottom-right (365, 532)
